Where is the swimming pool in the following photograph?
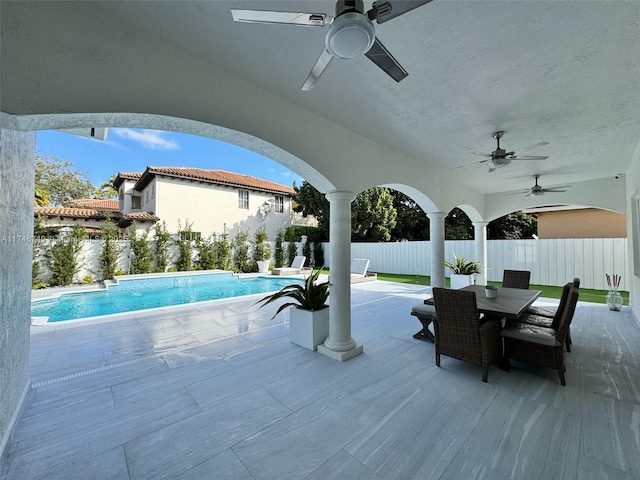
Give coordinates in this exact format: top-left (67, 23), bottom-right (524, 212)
top-left (31, 272), bottom-right (302, 323)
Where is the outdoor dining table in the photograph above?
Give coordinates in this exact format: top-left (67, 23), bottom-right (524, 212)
top-left (459, 285), bottom-right (542, 320)
top-left (411, 285), bottom-right (542, 342)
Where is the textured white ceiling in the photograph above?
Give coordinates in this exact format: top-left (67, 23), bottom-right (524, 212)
top-left (2, 1), bottom-right (639, 215)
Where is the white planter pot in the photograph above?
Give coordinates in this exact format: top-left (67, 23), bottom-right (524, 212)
top-left (289, 306), bottom-right (330, 351)
top-left (449, 273), bottom-right (474, 290)
top-left (257, 260), bottom-right (270, 273)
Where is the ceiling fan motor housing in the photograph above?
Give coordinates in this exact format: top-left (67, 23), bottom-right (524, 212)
top-left (326, 12), bottom-right (375, 59)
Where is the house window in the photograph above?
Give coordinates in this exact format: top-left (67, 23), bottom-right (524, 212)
top-left (151, 185), bottom-right (155, 199)
top-left (131, 196), bottom-right (142, 209)
top-left (274, 195), bottom-right (284, 213)
top-left (179, 231), bottom-right (201, 241)
top-left (145, 190), bottom-right (149, 203)
top-left (238, 190), bottom-right (249, 209)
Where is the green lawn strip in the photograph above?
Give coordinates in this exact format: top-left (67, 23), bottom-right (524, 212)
top-left (374, 272), bottom-right (627, 305)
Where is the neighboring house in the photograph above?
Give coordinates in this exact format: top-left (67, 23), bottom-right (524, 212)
top-left (113, 166), bottom-right (300, 239)
top-left (34, 167), bottom-right (308, 240)
top-left (525, 205), bottom-right (626, 239)
top-left (34, 199), bottom-right (157, 236)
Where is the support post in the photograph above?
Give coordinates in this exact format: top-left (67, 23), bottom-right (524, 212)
top-left (317, 191), bottom-right (363, 361)
top-left (428, 212), bottom-right (447, 288)
top-left (473, 221), bottom-right (489, 286)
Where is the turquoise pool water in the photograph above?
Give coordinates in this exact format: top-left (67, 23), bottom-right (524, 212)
top-left (31, 273), bottom-right (302, 322)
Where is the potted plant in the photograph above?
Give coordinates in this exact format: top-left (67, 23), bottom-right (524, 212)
top-left (253, 226), bottom-right (272, 273)
top-left (445, 253), bottom-right (480, 289)
top-left (254, 268), bottom-right (330, 350)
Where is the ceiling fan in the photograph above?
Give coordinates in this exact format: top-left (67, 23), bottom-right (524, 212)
top-left (231, 0), bottom-right (433, 90)
top-left (506, 175), bottom-right (570, 197)
top-left (457, 131), bottom-right (549, 173)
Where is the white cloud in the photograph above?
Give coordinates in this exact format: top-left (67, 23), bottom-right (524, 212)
top-left (112, 128), bottom-right (180, 150)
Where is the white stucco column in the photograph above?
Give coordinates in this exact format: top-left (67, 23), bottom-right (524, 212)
top-left (0, 128), bottom-right (35, 468)
top-left (473, 221), bottom-right (489, 286)
top-left (428, 212), bottom-right (447, 288)
top-left (317, 191), bottom-right (363, 361)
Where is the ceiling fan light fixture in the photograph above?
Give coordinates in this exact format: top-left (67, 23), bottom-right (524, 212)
top-left (530, 190), bottom-right (545, 197)
top-left (490, 158), bottom-right (511, 170)
top-left (325, 12), bottom-right (375, 59)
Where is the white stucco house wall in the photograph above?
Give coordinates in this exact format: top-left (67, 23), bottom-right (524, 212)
top-left (114, 166), bottom-right (301, 240)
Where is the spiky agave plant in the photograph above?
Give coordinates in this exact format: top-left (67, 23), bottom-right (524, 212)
top-left (254, 268), bottom-right (329, 319)
top-left (444, 253), bottom-right (481, 275)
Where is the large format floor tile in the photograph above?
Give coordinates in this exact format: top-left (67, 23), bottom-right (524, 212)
top-left (2, 282), bottom-right (640, 479)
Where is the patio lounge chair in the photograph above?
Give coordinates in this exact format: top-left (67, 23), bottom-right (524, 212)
top-left (271, 256), bottom-right (306, 275)
top-left (431, 287), bottom-right (502, 382)
top-left (501, 286), bottom-right (579, 386)
top-left (350, 258), bottom-right (370, 279)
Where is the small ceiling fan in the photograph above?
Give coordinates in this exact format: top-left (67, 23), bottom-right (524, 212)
top-left (456, 131), bottom-right (549, 173)
top-left (231, 0), bottom-right (433, 90)
top-left (505, 175), bottom-right (570, 197)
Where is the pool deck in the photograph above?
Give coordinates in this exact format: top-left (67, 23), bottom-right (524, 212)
top-left (4, 280), bottom-right (640, 479)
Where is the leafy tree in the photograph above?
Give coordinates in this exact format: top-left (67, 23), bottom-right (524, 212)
top-left (293, 182), bottom-right (398, 242)
top-left (32, 216), bottom-right (49, 285)
top-left (233, 229), bottom-right (251, 273)
top-left (128, 225), bottom-right (152, 274)
top-left (292, 181), bottom-right (330, 238)
top-left (175, 220), bottom-right (195, 271)
top-left (274, 228), bottom-right (285, 268)
top-left (488, 211), bottom-right (537, 239)
top-left (351, 187), bottom-right (397, 242)
top-left (390, 190), bottom-right (429, 241)
top-left (45, 223), bottom-right (87, 286)
top-left (153, 220), bottom-right (172, 272)
top-left (215, 226), bottom-right (232, 270)
top-left (34, 187), bottom-right (49, 207)
top-left (252, 225), bottom-right (271, 270)
top-left (35, 153), bottom-right (95, 206)
top-left (286, 240), bottom-right (299, 266)
top-left (446, 208), bottom-right (473, 240)
top-left (302, 239), bottom-right (312, 267)
top-left (98, 217), bottom-right (123, 280)
top-left (95, 173), bottom-right (118, 199)
top-left (196, 235), bottom-right (217, 270)
top-left (313, 242), bottom-right (324, 267)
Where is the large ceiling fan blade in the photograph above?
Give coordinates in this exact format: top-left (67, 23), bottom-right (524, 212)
top-left (301, 49), bottom-right (334, 91)
top-left (471, 152), bottom-right (493, 158)
top-left (231, 9), bottom-right (332, 27)
top-left (508, 141), bottom-right (549, 155)
top-left (368, 0), bottom-right (433, 24)
top-left (365, 37), bottom-right (408, 82)
top-left (543, 188), bottom-right (568, 193)
top-left (507, 155), bottom-right (549, 161)
top-left (503, 190), bottom-right (531, 196)
top-left (450, 159), bottom-right (487, 171)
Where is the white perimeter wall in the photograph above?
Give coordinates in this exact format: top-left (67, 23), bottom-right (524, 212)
top-left (33, 238), bottom-right (628, 291)
top-left (323, 238), bottom-right (628, 291)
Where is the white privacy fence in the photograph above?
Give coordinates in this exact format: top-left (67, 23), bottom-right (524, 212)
top-left (35, 238), bottom-right (628, 291)
top-left (332, 238), bottom-right (628, 291)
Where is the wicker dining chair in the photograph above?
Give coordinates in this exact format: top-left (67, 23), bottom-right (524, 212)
top-left (524, 278), bottom-right (580, 351)
top-left (431, 287), bottom-right (502, 382)
top-left (501, 286), bottom-right (579, 386)
top-left (502, 269), bottom-right (531, 289)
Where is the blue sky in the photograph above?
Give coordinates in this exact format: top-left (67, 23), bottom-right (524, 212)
top-left (36, 128), bottom-right (304, 188)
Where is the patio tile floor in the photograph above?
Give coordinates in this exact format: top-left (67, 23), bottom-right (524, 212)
top-left (2, 281), bottom-right (639, 479)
